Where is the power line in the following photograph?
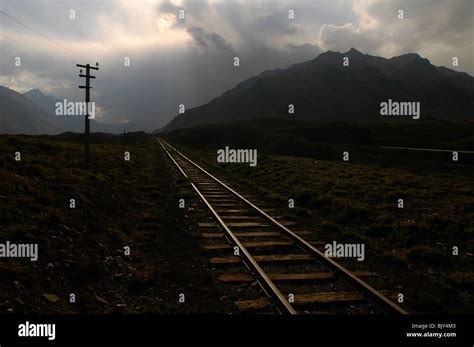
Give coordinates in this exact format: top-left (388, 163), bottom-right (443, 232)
top-left (0, 10), bottom-right (92, 61)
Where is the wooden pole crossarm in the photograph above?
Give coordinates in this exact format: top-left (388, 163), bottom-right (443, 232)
top-left (76, 63), bottom-right (99, 70)
top-left (79, 74), bottom-right (95, 79)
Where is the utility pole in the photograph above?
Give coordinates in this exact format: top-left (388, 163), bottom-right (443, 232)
top-left (76, 62), bottom-right (99, 164)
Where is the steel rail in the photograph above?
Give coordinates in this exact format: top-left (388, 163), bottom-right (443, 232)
top-left (158, 139), bottom-right (297, 314)
top-left (159, 138), bottom-right (408, 315)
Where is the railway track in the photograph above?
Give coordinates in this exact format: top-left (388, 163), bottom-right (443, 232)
top-left (158, 138), bottom-right (408, 315)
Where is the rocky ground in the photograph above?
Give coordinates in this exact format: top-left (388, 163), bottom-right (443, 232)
top-left (0, 134), bottom-right (234, 314)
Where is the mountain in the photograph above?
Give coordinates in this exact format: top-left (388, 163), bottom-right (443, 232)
top-left (23, 88), bottom-right (83, 133)
top-left (163, 48), bottom-right (474, 131)
top-left (23, 89), bottom-right (140, 134)
top-left (23, 89), bottom-right (60, 118)
top-left (0, 86), bottom-right (60, 134)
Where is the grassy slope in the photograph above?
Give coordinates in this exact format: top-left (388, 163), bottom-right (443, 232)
top-left (0, 134), bottom-right (231, 314)
top-left (2, 130), bottom-right (473, 313)
top-left (167, 141), bottom-right (474, 313)
top-left (165, 119), bottom-right (474, 177)
top-left (166, 118), bottom-right (474, 150)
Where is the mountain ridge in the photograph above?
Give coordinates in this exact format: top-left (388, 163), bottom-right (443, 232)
top-left (161, 48), bottom-right (473, 131)
top-left (1, 86), bottom-right (144, 135)
top-left (0, 86), bottom-right (60, 135)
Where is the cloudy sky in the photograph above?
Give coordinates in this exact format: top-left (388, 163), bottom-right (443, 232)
top-left (0, 0), bottom-right (472, 129)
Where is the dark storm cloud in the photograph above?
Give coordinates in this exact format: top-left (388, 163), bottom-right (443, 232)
top-left (92, 34), bottom-right (321, 127)
top-left (187, 27), bottom-right (234, 52)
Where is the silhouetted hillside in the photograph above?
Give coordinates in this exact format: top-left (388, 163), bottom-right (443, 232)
top-left (23, 88), bottom-right (141, 134)
top-left (0, 87), bottom-right (59, 134)
top-left (165, 118), bottom-right (474, 150)
top-left (163, 49), bottom-right (474, 130)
